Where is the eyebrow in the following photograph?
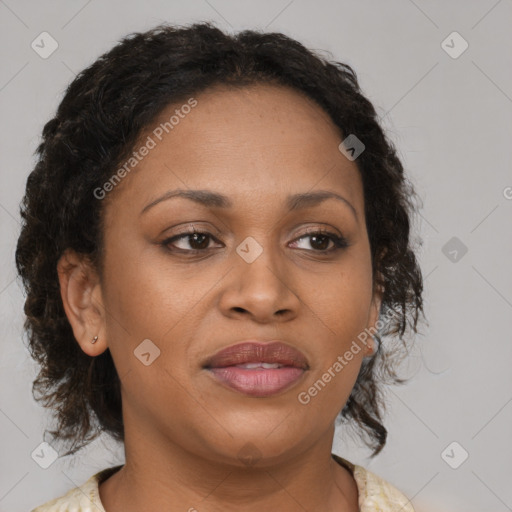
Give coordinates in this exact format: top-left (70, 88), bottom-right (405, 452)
top-left (140, 189), bottom-right (357, 220)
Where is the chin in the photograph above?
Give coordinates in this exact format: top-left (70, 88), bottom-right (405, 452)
top-left (203, 429), bottom-right (307, 469)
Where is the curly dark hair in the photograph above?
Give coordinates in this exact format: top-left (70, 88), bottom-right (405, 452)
top-left (15, 21), bottom-right (424, 458)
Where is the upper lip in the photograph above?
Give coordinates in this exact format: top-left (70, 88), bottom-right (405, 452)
top-left (203, 341), bottom-right (309, 370)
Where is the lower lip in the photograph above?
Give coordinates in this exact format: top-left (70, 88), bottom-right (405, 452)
top-left (207, 367), bottom-right (305, 397)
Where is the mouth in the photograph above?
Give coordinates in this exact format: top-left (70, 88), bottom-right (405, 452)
top-left (203, 341), bottom-right (309, 397)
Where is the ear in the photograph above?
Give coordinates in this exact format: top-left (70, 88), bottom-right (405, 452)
top-left (56, 248), bottom-right (107, 357)
top-left (364, 281), bottom-right (384, 356)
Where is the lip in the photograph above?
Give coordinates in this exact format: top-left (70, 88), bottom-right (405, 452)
top-left (203, 341), bottom-right (309, 397)
top-left (204, 341), bottom-right (309, 370)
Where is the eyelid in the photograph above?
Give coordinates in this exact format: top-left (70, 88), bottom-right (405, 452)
top-left (291, 227), bottom-right (349, 250)
top-left (163, 222), bottom-right (222, 239)
top-left (161, 224), bottom-right (344, 241)
top-left (161, 225), bottom-right (349, 253)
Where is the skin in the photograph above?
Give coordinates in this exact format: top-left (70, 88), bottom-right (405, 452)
top-left (57, 83), bottom-right (382, 512)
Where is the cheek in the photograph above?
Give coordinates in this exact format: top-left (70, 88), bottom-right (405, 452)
top-left (295, 352), bottom-right (363, 432)
top-left (102, 243), bottom-right (197, 337)
top-left (296, 256), bottom-right (372, 409)
top-left (307, 257), bottom-right (373, 332)
top-left (101, 246), bottom-right (219, 400)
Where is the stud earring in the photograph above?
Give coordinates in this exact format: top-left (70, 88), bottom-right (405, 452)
top-left (91, 335), bottom-right (99, 344)
top-left (369, 335), bottom-right (381, 356)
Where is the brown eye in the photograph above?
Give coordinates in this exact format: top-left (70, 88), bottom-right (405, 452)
top-left (308, 234), bottom-right (331, 251)
top-left (290, 230), bottom-right (349, 253)
top-left (161, 229), bottom-right (349, 255)
top-left (162, 231), bottom-right (221, 252)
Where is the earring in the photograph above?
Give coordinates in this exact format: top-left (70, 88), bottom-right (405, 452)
top-left (369, 335), bottom-right (380, 356)
top-left (91, 335), bottom-right (99, 344)
top-left (363, 338), bottom-right (374, 357)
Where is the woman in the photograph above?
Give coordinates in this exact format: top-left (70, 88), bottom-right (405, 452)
top-left (16, 21), bottom-right (424, 511)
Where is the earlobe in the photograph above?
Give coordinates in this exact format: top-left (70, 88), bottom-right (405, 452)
top-left (56, 248), bottom-right (107, 357)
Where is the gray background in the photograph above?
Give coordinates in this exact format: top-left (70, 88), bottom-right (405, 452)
top-left (1, 1), bottom-right (511, 511)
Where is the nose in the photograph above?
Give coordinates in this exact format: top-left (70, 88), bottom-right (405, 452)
top-left (218, 249), bottom-right (301, 323)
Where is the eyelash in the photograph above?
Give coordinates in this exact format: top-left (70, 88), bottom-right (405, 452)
top-left (161, 228), bottom-right (349, 255)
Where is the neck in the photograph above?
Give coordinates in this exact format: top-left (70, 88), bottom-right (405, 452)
top-left (99, 420), bottom-right (358, 512)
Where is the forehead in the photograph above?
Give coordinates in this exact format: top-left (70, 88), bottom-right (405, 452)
top-left (105, 83), bottom-right (363, 218)
top-left (159, 83), bottom-right (344, 162)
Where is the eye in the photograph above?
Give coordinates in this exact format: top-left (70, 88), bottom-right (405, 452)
top-left (162, 231), bottom-right (222, 252)
top-left (161, 228), bottom-right (349, 254)
top-left (289, 229), bottom-right (349, 253)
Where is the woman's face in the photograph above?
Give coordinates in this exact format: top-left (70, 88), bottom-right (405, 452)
top-left (83, 84), bottom-right (381, 465)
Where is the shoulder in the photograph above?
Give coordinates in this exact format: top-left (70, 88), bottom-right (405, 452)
top-left (30, 465), bottom-right (123, 512)
top-left (332, 454), bottom-right (415, 512)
